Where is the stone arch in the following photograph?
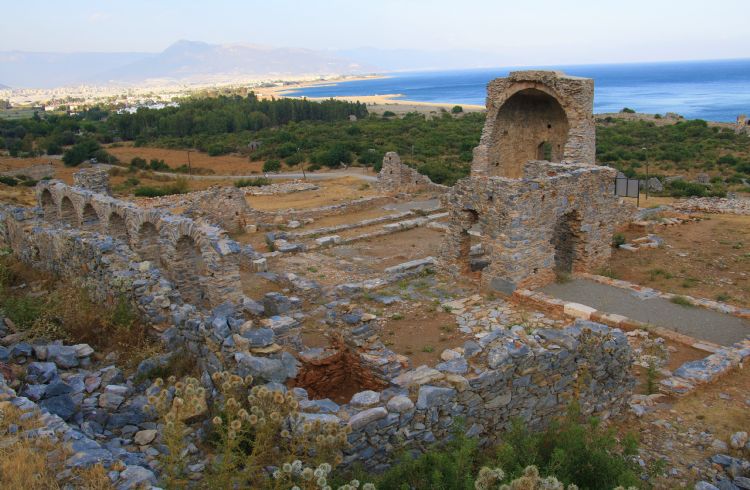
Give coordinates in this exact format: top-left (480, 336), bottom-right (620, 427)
top-left (135, 221), bottom-right (161, 265)
top-left (108, 212), bottom-right (129, 242)
top-left (81, 203), bottom-right (100, 231)
top-left (551, 210), bottom-right (583, 275)
top-left (171, 235), bottom-right (208, 307)
top-left (59, 196), bottom-right (77, 226)
top-left (40, 189), bottom-right (56, 219)
top-left (490, 88), bottom-right (570, 178)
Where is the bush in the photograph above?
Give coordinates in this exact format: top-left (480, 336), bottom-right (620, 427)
top-left (620, 107), bottom-right (636, 114)
top-left (262, 159), bottom-right (281, 173)
top-left (495, 405), bottom-right (641, 488)
top-left (130, 157), bottom-right (147, 169)
top-left (382, 110), bottom-right (396, 118)
top-left (149, 158), bottom-right (170, 171)
top-left (0, 176), bottom-right (18, 187)
top-left (62, 138), bottom-right (103, 166)
top-left (451, 105), bottom-right (464, 114)
top-left (234, 177), bottom-right (271, 188)
top-left (612, 233), bottom-right (626, 248)
top-left (284, 152), bottom-right (304, 167)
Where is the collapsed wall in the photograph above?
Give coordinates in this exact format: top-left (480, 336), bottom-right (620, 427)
top-left (376, 152), bottom-right (449, 194)
top-left (293, 320), bottom-right (634, 470)
top-left (73, 166), bottom-right (111, 195)
top-left (440, 162), bottom-right (629, 292)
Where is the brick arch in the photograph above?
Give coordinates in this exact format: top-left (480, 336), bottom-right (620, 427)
top-left (59, 196), bottom-right (77, 226)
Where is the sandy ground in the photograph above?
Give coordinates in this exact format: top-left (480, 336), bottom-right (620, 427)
top-left (610, 213), bottom-right (750, 308)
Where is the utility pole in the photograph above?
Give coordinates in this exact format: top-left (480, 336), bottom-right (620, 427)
top-left (187, 150), bottom-right (192, 176)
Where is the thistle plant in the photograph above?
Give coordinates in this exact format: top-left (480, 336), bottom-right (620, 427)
top-left (271, 461), bottom-right (375, 490)
top-left (145, 376), bottom-right (207, 488)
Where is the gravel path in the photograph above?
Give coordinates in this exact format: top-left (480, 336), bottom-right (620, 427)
top-left (541, 279), bottom-right (750, 346)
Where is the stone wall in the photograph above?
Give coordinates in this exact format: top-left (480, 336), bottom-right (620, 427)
top-left (36, 180), bottom-right (243, 307)
top-left (73, 166), bottom-right (111, 195)
top-left (178, 185), bottom-right (254, 233)
top-left (472, 71), bottom-right (595, 178)
top-left (439, 162), bottom-right (631, 292)
top-left (377, 152), bottom-right (448, 194)
top-left (736, 114), bottom-right (749, 135)
top-left (291, 320), bottom-right (634, 471)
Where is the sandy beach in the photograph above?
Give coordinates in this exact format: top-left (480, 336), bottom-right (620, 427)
top-left (256, 76), bottom-right (486, 116)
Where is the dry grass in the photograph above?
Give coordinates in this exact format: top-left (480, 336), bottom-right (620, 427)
top-left (0, 401), bottom-right (114, 489)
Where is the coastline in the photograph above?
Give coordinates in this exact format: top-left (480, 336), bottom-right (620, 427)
top-left (256, 75), bottom-right (487, 115)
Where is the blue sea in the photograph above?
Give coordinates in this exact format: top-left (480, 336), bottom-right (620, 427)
top-left (288, 59), bottom-right (750, 122)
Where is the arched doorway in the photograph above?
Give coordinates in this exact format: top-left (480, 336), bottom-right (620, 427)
top-left (136, 222), bottom-right (161, 265)
top-left (108, 212), bottom-right (128, 242)
top-left (59, 197), bottom-right (77, 226)
top-left (40, 190), bottom-right (56, 219)
top-left (81, 204), bottom-right (100, 231)
top-left (490, 88), bottom-right (570, 178)
top-left (551, 210), bottom-right (582, 275)
top-left (172, 235), bottom-right (208, 307)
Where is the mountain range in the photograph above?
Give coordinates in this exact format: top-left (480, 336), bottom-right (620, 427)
top-left (0, 40), bottom-right (503, 89)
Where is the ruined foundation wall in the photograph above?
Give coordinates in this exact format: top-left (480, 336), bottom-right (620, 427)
top-left (73, 166), bottom-right (111, 194)
top-left (324, 321), bottom-right (634, 470)
top-left (1, 163), bottom-right (55, 180)
top-left (377, 152), bottom-right (449, 194)
top-left (440, 162), bottom-right (628, 292)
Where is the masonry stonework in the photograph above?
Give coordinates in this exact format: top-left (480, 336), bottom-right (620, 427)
top-left (73, 166), bottom-right (111, 194)
top-left (440, 71), bottom-right (630, 292)
top-left (377, 152), bottom-right (448, 194)
top-left (472, 70), bottom-right (595, 178)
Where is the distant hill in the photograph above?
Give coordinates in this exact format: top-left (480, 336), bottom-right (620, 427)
top-left (0, 40), bottom-right (374, 89)
top-left (0, 83), bottom-right (9, 89)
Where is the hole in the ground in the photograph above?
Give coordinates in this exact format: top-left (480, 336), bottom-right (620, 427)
top-left (291, 336), bottom-right (388, 405)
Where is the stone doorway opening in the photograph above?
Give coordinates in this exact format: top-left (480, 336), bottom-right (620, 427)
top-left (551, 210), bottom-right (582, 275)
top-left (458, 209), bottom-right (481, 275)
top-left (292, 337), bottom-right (387, 404)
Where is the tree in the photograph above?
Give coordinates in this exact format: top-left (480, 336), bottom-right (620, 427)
top-left (263, 159), bottom-right (281, 173)
top-left (451, 105), bottom-right (464, 114)
top-left (62, 139), bottom-right (102, 166)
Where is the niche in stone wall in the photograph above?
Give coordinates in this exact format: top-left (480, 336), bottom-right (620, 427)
top-left (490, 88), bottom-right (570, 178)
top-left (136, 222), bottom-right (161, 265)
top-left (40, 189), bottom-right (56, 220)
top-left (59, 196), bottom-right (77, 226)
top-left (108, 212), bottom-right (129, 242)
top-left (81, 204), bottom-right (100, 231)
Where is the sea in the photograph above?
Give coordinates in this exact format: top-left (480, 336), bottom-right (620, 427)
top-left (287, 58), bottom-right (750, 123)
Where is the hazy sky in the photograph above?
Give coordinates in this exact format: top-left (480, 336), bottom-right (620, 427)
top-left (2, 0), bottom-right (748, 64)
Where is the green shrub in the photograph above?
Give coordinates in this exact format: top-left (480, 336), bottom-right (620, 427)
top-left (234, 177), bottom-right (271, 188)
top-left (0, 176), bottom-right (18, 187)
top-left (451, 105), bottom-right (464, 114)
top-left (620, 107), bottom-right (636, 114)
top-left (284, 152), bottom-right (304, 167)
top-left (495, 405), bottom-right (641, 488)
top-left (612, 233), bottom-right (626, 248)
top-left (262, 159), bottom-right (281, 173)
top-left (670, 295), bottom-right (693, 307)
top-left (382, 111), bottom-right (396, 118)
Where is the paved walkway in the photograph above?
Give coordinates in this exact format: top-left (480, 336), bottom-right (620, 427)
top-left (541, 279), bottom-right (750, 346)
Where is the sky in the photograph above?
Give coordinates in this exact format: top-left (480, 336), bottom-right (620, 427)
top-left (1, 0), bottom-right (748, 65)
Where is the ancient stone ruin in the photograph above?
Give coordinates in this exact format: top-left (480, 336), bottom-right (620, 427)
top-left (440, 70), bottom-right (630, 292)
top-left (471, 70), bottom-right (595, 178)
top-left (377, 151), bottom-right (447, 194)
top-left (72, 166), bottom-right (111, 195)
top-left (736, 114), bottom-right (749, 135)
